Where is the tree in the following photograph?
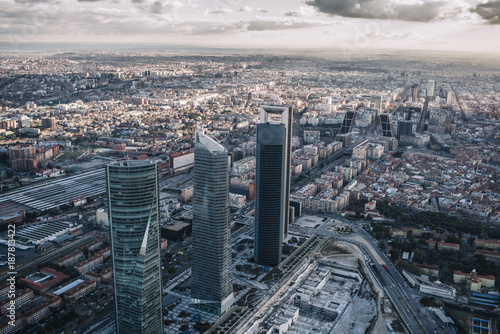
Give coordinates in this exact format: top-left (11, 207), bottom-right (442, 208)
top-left (420, 296), bottom-right (436, 307)
top-left (418, 238), bottom-right (428, 247)
top-left (446, 235), bottom-right (461, 244)
top-left (413, 249), bottom-right (424, 264)
top-left (397, 261), bottom-right (422, 276)
top-left (0, 152), bottom-right (9, 165)
top-left (178, 310), bottom-right (191, 318)
top-left (390, 248), bottom-right (400, 262)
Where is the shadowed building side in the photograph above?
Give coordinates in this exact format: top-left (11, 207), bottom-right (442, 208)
top-left (254, 105), bottom-right (292, 267)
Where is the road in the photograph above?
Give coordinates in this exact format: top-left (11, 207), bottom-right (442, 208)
top-left (293, 218), bottom-right (441, 334)
top-left (291, 148), bottom-right (348, 191)
top-left (390, 88), bottom-right (409, 115)
top-left (450, 84), bottom-right (466, 121)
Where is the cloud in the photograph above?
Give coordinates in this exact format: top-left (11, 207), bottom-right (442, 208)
top-left (285, 6), bottom-right (318, 17)
top-left (239, 6), bottom-right (267, 13)
top-left (472, 0), bottom-right (500, 24)
top-left (305, 0), bottom-right (449, 22)
top-left (127, 0), bottom-right (186, 15)
top-left (244, 19), bottom-right (326, 31)
top-left (183, 16), bottom-right (330, 35)
top-left (0, 0), bottom-right (329, 39)
top-left (13, 0), bottom-right (52, 3)
top-left (206, 8), bottom-right (233, 15)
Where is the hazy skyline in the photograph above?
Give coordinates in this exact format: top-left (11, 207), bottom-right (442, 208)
top-left (1, 0), bottom-right (500, 53)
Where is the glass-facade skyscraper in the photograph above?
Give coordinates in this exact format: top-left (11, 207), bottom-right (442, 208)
top-left (191, 130), bottom-right (234, 315)
top-left (254, 105), bottom-right (292, 267)
top-left (106, 161), bottom-right (163, 334)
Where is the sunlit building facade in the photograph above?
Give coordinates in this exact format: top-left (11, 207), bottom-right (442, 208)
top-left (191, 130), bottom-right (234, 315)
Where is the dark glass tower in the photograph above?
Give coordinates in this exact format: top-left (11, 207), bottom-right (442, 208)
top-left (191, 130), bottom-right (234, 315)
top-left (106, 161), bottom-right (162, 334)
top-left (254, 105), bottom-right (292, 267)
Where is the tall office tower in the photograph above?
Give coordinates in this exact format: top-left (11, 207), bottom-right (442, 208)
top-left (397, 120), bottom-right (417, 139)
top-left (427, 80), bottom-right (435, 97)
top-left (371, 95), bottom-right (382, 110)
top-left (254, 105), bottom-right (292, 267)
top-left (446, 91), bottom-right (455, 105)
top-left (41, 117), bottom-right (57, 129)
top-left (410, 83), bottom-right (419, 102)
top-left (106, 161), bottom-right (162, 334)
top-left (379, 113), bottom-right (395, 137)
top-left (339, 111), bottom-right (358, 134)
top-left (191, 130), bottom-right (234, 315)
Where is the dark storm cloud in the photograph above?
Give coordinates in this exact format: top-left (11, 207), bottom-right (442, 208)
top-left (305, 0), bottom-right (447, 22)
top-left (472, 0), bottom-right (500, 24)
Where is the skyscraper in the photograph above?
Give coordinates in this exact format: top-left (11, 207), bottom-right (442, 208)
top-left (106, 161), bottom-right (163, 334)
top-left (371, 95), bottom-right (382, 109)
top-left (339, 110), bottom-right (357, 134)
top-left (410, 83), bottom-right (419, 102)
top-left (254, 105), bottom-right (292, 267)
top-left (379, 113), bottom-right (395, 138)
top-left (397, 120), bottom-right (417, 139)
top-left (427, 79), bottom-right (435, 97)
top-left (191, 130), bottom-right (234, 315)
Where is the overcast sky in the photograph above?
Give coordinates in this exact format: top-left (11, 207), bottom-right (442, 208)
top-left (1, 0), bottom-right (500, 53)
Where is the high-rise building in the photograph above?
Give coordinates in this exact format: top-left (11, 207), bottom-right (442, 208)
top-left (106, 161), bottom-right (163, 334)
top-left (254, 105), bottom-right (292, 267)
top-left (371, 95), bottom-right (382, 109)
top-left (397, 120), bottom-right (417, 139)
top-left (339, 111), bottom-right (357, 134)
top-left (191, 130), bottom-right (234, 315)
top-left (41, 117), bottom-right (57, 129)
top-left (447, 91), bottom-right (455, 105)
top-left (410, 84), bottom-right (419, 102)
top-left (427, 80), bottom-right (435, 97)
top-left (379, 113), bottom-right (395, 138)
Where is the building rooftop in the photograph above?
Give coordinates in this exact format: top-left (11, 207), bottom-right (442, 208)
top-left (195, 130), bottom-right (225, 153)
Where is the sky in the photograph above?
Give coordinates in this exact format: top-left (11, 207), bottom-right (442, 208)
top-left (1, 0), bottom-right (500, 53)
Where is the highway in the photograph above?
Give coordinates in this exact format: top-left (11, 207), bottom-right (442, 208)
top-left (292, 219), bottom-right (440, 334)
top-left (352, 226), bottom-right (437, 334)
top-left (389, 88), bottom-right (409, 116)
